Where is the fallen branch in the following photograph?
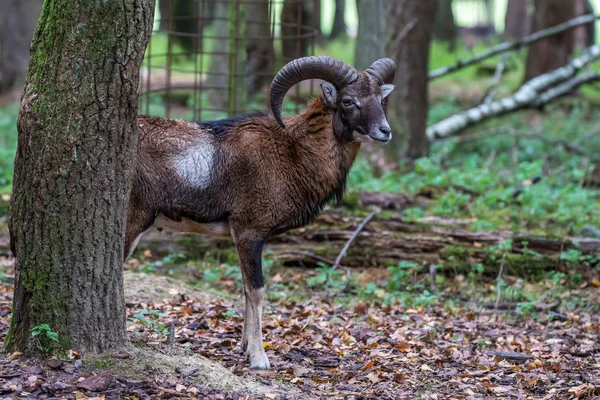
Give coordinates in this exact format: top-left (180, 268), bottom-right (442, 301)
top-left (332, 209), bottom-right (379, 270)
top-left (482, 53), bottom-right (508, 104)
top-left (429, 14), bottom-right (598, 80)
top-left (495, 254), bottom-right (506, 309)
top-left (427, 45), bottom-right (600, 140)
top-left (264, 212), bottom-right (600, 274)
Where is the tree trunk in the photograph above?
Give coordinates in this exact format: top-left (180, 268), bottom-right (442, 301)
top-left (171, 0), bottom-right (197, 55)
top-left (355, 0), bottom-right (434, 160)
top-left (525, 0), bottom-right (577, 81)
top-left (434, 0), bottom-right (457, 49)
top-left (574, 0), bottom-right (595, 48)
top-left (387, 0), bottom-right (435, 160)
top-left (354, 0), bottom-right (388, 70)
top-left (5, 0), bottom-right (154, 354)
top-left (281, 0), bottom-right (317, 60)
top-left (208, 2), bottom-right (230, 112)
top-left (504, 0), bottom-right (531, 38)
top-left (0, 0), bottom-right (43, 96)
top-left (158, 0), bottom-right (170, 32)
top-left (245, 0), bottom-right (274, 96)
top-left (330, 0), bottom-right (346, 39)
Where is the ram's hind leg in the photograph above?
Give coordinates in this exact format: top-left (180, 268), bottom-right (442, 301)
top-left (232, 226), bottom-right (270, 370)
top-left (124, 207), bottom-right (155, 262)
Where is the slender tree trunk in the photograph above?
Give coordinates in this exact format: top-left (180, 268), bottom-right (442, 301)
top-left (354, 0), bottom-right (388, 70)
top-left (245, 0), bottom-right (274, 96)
top-left (281, 0), bottom-right (317, 60)
top-left (330, 0), bottom-right (346, 39)
top-left (574, 0), bottom-right (596, 47)
top-left (525, 0), bottom-right (577, 81)
top-left (387, 0), bottom-right (436, 160)
top-left (5, 0), bottom-right (154, 353)
top-left (434, 0), bottom-right (457, 49)
top-left (158, 0), bottom-right (170, 32)
top-left (504, 0), bottom-right (531, 38)
top-left (0, 0), bottom-right (43, 96)
top-left (208, 2), bottom-right (230, 112)
top-left (171, 0), bottom-right (197, 55)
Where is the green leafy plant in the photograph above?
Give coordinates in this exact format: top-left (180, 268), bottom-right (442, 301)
top-left (31, 324), bottom-right (60, 353)
top-left (128, 309), bottom-right (169, 336)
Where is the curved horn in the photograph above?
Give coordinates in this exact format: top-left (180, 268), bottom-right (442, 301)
top-left (270, 56), bottom-right (358, 128)
top-left (366, 58), bottom-right (396, 85)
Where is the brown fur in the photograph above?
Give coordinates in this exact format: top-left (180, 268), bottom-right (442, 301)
top-left (125, 70), bottom-right (392, 369)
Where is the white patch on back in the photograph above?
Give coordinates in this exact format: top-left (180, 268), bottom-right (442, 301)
top-left (173, 140), bottom-right (214, 189)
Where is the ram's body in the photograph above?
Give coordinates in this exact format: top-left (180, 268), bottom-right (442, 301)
top-left (126, 99), bottom-right (359, 255)
top-left (124, 57), bottom-right (396, 369)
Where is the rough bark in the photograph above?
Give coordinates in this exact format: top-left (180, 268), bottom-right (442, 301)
top-left (434, 0), bottom-right (457, 49)
top-left (330, 0), bottom-right (347, 39)
top-left (525, 0), bottom-right (577, 81)
top-left (387, 0), bottom-right (435, 160)
top-left (0, 0), bottom-right (43, 96)
top-left (245, 0), bottom-right (274, 96)
top-left (5, 0), bottom-right (154, 354)
top-left (504, 0), bottom-right (531, 39)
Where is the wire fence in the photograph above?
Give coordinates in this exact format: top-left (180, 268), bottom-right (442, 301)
top-left (140, 0), bottom-right (319, 121)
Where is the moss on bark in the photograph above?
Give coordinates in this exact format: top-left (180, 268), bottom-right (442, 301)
top-left (5, 0), bottom-right (155, 354)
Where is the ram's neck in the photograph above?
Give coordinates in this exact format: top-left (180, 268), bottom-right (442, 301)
top-left (285, 98), bottom-right (361, 206)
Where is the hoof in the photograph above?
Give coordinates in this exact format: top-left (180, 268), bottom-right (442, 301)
top-left (247, 348), bottom-right (270, 370)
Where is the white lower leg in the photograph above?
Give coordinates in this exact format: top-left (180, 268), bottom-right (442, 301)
top-left (244, 287), bottom-right (269, 369)
top-left (241, 292), bottom-right (250, 352)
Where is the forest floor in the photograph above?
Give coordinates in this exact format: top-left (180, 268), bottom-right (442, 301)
top-left (0, 210), bottom-right (599, 399)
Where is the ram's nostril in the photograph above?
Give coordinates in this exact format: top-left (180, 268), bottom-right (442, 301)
top-left (379, 126), bottom-right (391, 135)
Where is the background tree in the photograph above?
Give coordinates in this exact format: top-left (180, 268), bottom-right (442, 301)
top-left (504, 0), bottom-right (531, 39)
top-left (357, 0), bottom-right (435, 160)
top-left (574, 0), bottom-right (596, 47)
top-left (0, 0), bottom-right (43, 96)
top-left (525, 0), bottom-right (577, 80)
top-left (246, 0), bottom-right (275, 95)
top-left (281, 0), bottom-right (320, 59)
top-left (434, 0), bottom-right (457, 50)
top-left (354, 0), bottom-right (388, 70)
top-left (330, 0), bottom-right (346, 39)
top-left (5, 0), bottom-right (154, 353)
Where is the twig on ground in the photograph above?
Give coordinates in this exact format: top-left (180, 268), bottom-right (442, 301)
top-left (483, 53), bottom-right (508, 104)
top-left (427, 45), bottom-right (600, 140)
top-left (429, 264), bottom-right (437, 293)
top-left (429, 14), bottom-right (598, 80)
top-left (332, 209), bottom-right (380, 270)
top-left (495, 253), bottom-right (506, 309)
top-left (279, 250), bottom-right (337, 267)
top-left (155, 386), bottom-right (192, 398)
top-left (465, 301), bottom-right (561, 311)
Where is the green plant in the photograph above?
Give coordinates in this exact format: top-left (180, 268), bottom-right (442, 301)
top-left (306, 263), bottom-right (349, 292)
top-left (31, 324), bottom-right (60, 353)
top-left (128, 309), bottom-right (169, 336)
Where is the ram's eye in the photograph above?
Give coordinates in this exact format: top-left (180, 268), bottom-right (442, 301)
top-left (342, 98), bottom-right (353, 107)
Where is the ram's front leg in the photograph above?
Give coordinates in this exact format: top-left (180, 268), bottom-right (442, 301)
top-left (232, 228), bottom-right (270, 370)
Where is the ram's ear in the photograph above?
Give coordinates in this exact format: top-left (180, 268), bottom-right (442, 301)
top-left (381, 84), bottom-right (395, 98)
top-left (321, 82), bottom-right (337, 109)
